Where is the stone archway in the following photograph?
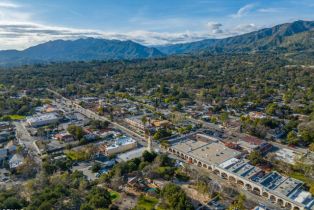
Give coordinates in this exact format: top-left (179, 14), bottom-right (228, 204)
top-left (245, 183), bottom-right (252, 191)
top-left (229, 176), bottom-right (236, 183)
top-left (293, 207), bottom-right (300, 210)
top-left (253, 187), bottom-right (261, 196)
top-left (213, 169), bottom-right (220, 175)
top-left (237, 180), bottom-right (244, 186)
top-left (208, 165), bottom-right (213, 171)
top-left (277, 199), bottom-right (284, 207)
top-left (221, 172), bottom-right (228, 179)
top-left (285, 202), bottom-right (292, 210)
top-left (202, 163), bottom-right (207, 168)
top-left (262, 192), bottom-right (269, 198)
top-left (270, 195), bottom-right (276, 203)
top-left (197, 161), bottom-right (202, 167)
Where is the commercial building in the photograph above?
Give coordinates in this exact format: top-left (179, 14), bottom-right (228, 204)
top-left (117, 147), bottom-right (147, 162)
top-left (27, 113), bottom-right (60, 127)
top-left (105, 136), bottom-right (137, 156)
top-left (124, 116), bottom-right (145, 131)
top-left (168, 134), bottom-right (314, 210)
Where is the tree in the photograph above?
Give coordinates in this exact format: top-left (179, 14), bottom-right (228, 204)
top-left (310, 184), bottom-right (314, 196)
top-left (219, 112), bottom-right (229, 123)
top-left (228, 194), bottom-right (245, 210)
top-left (142, 151), bottom-right (157, 163)
top-left (299, 122), bottom-right (314, 144)
top-left (91, 162), bottom-right (101, 173)
top-left (141, 115), bottom-right (148, 126)
top-left (86, 187), bottom-right (111, 209)
top-left (247, 151), bottom-right (264, 166)
top-left (266, 103), bottom-right (278, 115)
top-left (161, 183), bottom-right (193, 210)
top-left (67, 125), bottom-right (85, 140)
top-left (287, 131), bottom-right (299, 145)
top-left (2, 197), bottom-right (25, 209)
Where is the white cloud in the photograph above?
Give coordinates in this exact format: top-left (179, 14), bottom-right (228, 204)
top-left (231, 4), bottom-right (255, 18)
top-left (207, 22), bottom-right (223, 34)
top-left (234, 23), bottom-right (259, 33)
top-left (258, 8), bottom-right (280, 13)
top-left (0, 1), bottom-right (20, 8)
top-left (0, 1), bottom-right (264, 50)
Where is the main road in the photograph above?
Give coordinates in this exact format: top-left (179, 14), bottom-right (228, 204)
top-left (47, 88), bottom-right (148, 144)
top-left (14, 121), bottom-right (42, 164)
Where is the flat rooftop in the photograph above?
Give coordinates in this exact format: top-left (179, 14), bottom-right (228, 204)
top-left (27, 113), bottom-right (59, 123)
top-left (273, 177), bottom-right (303, 197)
top-left (107, 136), bottom-right (136, 149)
top-left (117, 147), bottom-right (147, 162)
top-left (171, 139), bottom-right (241, 166)
top-left (233, 163), bottom-right (262, 179)
top-left (226, 159), bottom-right (248, 172)
top-left (259, 172), bottom-right (287, 190)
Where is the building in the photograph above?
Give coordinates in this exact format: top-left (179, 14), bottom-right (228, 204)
top-left (55, 132), bottom-right (74, 142)
top-left (275, 148), bottom-right (301, 165)
top-left (124, 116), bottom-right (145, 131)
top-left (151, 120), bottom-right (171, 128)
top-left (9, 154), bottom-right (24, 169)
top-left (0, 130), bottom-right (14, 143)
top-left (169, 138), bottom-right (241, 166)
top-left (238, 136), bottom-right (272, 154)
top-left (105, 136), bottom-right (137, 156)
top-left (117, 147), bottom-right (147, 162)
top-left (249, 112), bottom-right (267, 120)
top-left (0, 148), bottom-right (8, 160)
top-left (0, 121), bottom-right (11, 130)
top-left (27, 113), bottom-right (60, 127)
top-left (168, 134), bottom-right (314, 210)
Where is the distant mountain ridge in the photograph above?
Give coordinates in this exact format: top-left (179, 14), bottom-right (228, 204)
top-left (1, 20), bottom-right (314, 66)
top-left (157, 20), bottom-right (314, 54)
top-left (0, 38), bottom-right (164, 66)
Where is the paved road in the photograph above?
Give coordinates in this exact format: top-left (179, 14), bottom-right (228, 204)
top-left (14, 121), bottom-right (42, 164)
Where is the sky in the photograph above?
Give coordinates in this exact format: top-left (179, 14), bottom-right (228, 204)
top-left (0, 0), bottom-right (314, 50)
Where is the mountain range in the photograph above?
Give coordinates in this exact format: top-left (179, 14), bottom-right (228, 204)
top-left (157, 20), bottom-right (314, 54)
top-left (1, 20), bottom-right (314, 66)
top-left (0, 39), bottom-right (163, 66)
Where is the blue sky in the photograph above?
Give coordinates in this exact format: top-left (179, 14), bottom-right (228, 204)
top-left (0, 0), bottom-right (314, 49)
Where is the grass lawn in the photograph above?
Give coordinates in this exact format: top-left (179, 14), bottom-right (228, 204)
top-left (7, 115), bottom-right (26, 120)
top-left (135, 195), bottom-right (159, 210)
top-left (109, 190), bottom-right (121, 201)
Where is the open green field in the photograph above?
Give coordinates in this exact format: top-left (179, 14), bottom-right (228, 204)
top-left (135, 195), bottom-right (159, 210)
top-left (109, 190), bottom-right (120, 201)
top-left (7, 115), bottom-right (26, 120)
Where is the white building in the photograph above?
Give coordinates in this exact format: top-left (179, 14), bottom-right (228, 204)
top-left (106, 136), bottom-right (137, 156)
top-left (9, 154), bottom-right (24, 169)
top-left (27, 113), bottom-right (60, 127)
